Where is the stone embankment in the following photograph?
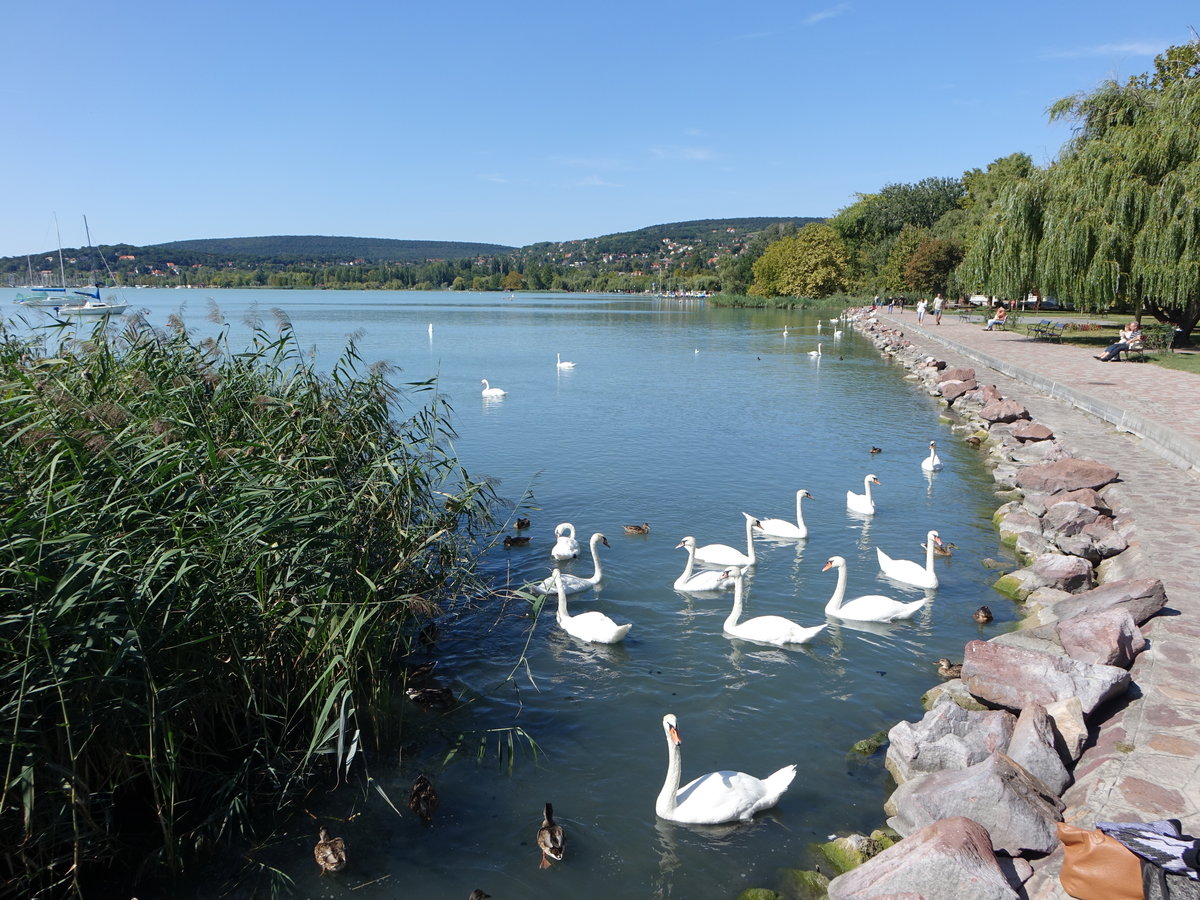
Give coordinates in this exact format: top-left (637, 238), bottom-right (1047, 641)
top-left (823, 310), bottom-right (1175, 900)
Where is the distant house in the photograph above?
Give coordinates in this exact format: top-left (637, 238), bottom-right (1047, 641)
top-left (119, 254), bottom-right (136, 261)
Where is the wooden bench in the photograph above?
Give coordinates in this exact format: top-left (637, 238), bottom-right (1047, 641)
top-left (1028, 320), bottom-right (1065, 342)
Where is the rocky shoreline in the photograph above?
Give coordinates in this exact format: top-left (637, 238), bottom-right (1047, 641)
top-left (811, 310), bottom-right (1170, 899)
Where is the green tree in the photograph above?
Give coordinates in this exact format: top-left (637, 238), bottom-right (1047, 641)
top-left (965, 38), bottom-right (1200, 339)
top-left (878, 225), bottom-right (929, 293)
top-left (502, 270), bottom-right (525, 291)
top-left (904, 239), bottom-right (963, 295)
top-left (749, 224), bottom-right (849, 297)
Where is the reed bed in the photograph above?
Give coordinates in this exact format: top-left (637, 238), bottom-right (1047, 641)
top-left (0, 310), bottom-right (496, 896)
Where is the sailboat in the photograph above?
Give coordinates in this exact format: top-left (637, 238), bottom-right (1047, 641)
top-left (42, 216), bottom-right (128, 317)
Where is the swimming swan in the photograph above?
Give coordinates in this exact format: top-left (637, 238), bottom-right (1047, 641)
top-left (846, 474), bottom-right (880, 515)
top-left (752, 489), bottom-right (813, 539)
top-left (693, 512), bottom-right (759, 568)
top-left (655, 713), bottom-right (796, 824)
top-left (876, 530), bottom-right (942, 589)
top-left (556, 353), bottom-right (576, 369)
top-left (921, 440), bottom-right (943, 472)
top-left (673, 537), bottom-right (736, 592)
top-left (821, 555), bottom-right (927, 622)
top-left (480, 379), bottom-right (507, 398)
top-left (722, 567), bottom-right (827, 646)
top-left (534, 533), bottom-right (608, 595)
top-left (550, 523), bottom-right (580, 561)
top-left (552, 568), bottom-right (631, 644)
top-left (808, 343), bottom-right (822, 357)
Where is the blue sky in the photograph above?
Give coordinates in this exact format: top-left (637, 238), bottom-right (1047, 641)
top-left (4, 1), bottom-right (1196, 257)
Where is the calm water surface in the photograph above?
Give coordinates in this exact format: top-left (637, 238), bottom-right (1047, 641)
top-left (3, 289), bottom-right (1014, 898)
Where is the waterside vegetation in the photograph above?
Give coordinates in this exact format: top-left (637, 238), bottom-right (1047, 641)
top-left (0, 308), bottom-right (498, 895)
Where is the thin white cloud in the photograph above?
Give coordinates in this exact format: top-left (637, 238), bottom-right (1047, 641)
top-left (549, 155), bottom-right (625, 170)
top-left (804, 3), bottom-right (849, 25)
top-left (576, 175), bottom-right (620, 187)
top-left (650, 145), bottom-right (714, 162)
top-left (478, 173), bottom-right (510, 184)
top-left (1043, 42), bottom-right (1162, 59)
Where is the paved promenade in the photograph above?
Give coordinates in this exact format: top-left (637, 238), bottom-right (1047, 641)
top-left (874, 309), bottom-right (1200, 897)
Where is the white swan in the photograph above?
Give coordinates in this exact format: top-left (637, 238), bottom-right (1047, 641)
top-left (673, 537), bottom-right (736, 591)
top-left (534, 532), bottom-right (608, 594)
top-left (556, 352), bottom-right (576, 369)
top-left (921, 440), bottom-right (943, 472)
top-left (722, 567), bottom-right (827, 646)
top-left (808, 343), bottom-right (822, 357)
top-left (821, 555), bottom-right (926, 622)
top-left (752, 489), bottom-right (813, 539)
top-left (656, 713), bottom-right (796, 824)
top-left (480, 379), bottom-right (507, 398)
top-left (876, 530), bottom-right (941, 590)
top-left (550, 522), bottom-right (580, 561)
top-left (834, 329), bottom-right (843, 339)
top-left (846, 473), bottom-right (880, 515)
top-left (552, 568), bottom-right (631, 644)
top-left (693, 513), bottom-right (758, 568)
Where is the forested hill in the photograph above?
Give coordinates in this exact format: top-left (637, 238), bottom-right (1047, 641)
top-left (148, 235), bottom-right (517, 263)
top-left (516, 217), bottom-right (819, 266)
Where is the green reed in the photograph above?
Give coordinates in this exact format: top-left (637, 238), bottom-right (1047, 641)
top-left (0, 309), bottom-right (497, 895)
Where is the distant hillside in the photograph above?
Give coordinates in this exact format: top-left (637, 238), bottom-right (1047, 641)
top-left (148, 235), bottom-right (516, 264)
top-left (516, 217), bottom-right (821, 267)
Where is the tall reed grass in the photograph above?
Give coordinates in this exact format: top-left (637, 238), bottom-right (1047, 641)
top-left (0, 308), bottom-right (496, 896)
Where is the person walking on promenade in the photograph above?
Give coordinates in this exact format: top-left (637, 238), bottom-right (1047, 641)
top-left (916, 297), bottom-right (927, 323)
top-left (933, 293), bottom-right (945, 325)
top-left (1096, 321), bottom-right (1144, 361)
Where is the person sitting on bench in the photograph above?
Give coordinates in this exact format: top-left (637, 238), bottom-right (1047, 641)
top-left (983, 305), bottom-right (1007, 331)
top-left (1096, 321), bottom-right (1143, 361)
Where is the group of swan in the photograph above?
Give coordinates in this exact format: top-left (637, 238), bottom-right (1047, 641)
top-left (673, 537), bottom-right (736, 591)
top-left (689, 512), bottom-right (758, 568)
top-left (534, 532), bottom-right (608, 594)
top-left (656, 713), bottom-right (796, 824)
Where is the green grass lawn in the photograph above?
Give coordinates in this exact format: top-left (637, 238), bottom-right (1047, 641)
top-left (1011, 314), bottom-right (1200, 374)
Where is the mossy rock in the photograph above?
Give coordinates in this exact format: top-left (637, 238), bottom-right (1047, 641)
top-left (817, 833), bottom-right (884, 874)
top-left (998, 531), bottom-right (1019, 549)
top-left (921, 679), bottom-right (988, 712)
top-left (870, 826), bottom-right (901, 849)
top-left (735, 890), bottom-right (783, 900)
top-left (937, 415), bottom-right (954, 424)
top-left (849, 730), bottom-right (888, 756)
top-left (779, 868), bottom-right (830, 899)
top-left (993, 572), bottom-right (1034, 600)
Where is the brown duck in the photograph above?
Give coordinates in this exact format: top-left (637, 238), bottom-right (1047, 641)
top-left (409, 774), bottom-right (438, 824)
top-left (537, 802), bottom-right (566, 868)
top-left (973, 605), bottom-right (993, 623)
top-left (623, 522), bottom-right (651, 535)
top-left (314, 827), bottom-right (347, 874)
top-left (936, 658), bottom-right (963, 679)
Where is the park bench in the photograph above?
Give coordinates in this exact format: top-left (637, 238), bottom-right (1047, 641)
top-left (1027, 320), bottom-right (1065, 342)
top-left (1120, 324), bottom-right (1175, 360)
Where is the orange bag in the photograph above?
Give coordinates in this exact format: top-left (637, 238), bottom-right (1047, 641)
top-left (1058, 821), bottom-right (1144, 900)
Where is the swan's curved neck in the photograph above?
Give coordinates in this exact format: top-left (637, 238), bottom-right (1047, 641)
top-left (824, 564), bottom-right (847, 615)
top-left (555, 576), bottom-right (570, 623)
top-left (924, 537), bottom-right (937, 572)
top-left (723, 575), bottom-right (744, 631)
top-left (679, 544), bottom-right (696, 580)
top-left (863, 477), bottom-right (874, 499)
top-left (795, 492), bottom-right (806, 526)
top-left (657, 729), bottom-right (682, 814)
top-left (589, 536), bottom-right (604, 576)
top-left (743, 516), bottom-right (756, 560)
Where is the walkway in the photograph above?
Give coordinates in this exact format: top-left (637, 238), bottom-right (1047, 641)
top-left (873, 310), bottom-right (1200, 898)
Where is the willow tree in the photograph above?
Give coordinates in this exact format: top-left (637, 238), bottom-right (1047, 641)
top-left (964, 39), bottom-right (1200, 340)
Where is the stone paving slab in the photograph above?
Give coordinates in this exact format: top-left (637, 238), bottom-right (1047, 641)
top-left (873, 311), bottom-right (1200, 898)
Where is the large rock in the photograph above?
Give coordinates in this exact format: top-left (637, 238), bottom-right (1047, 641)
top-left (997, 510), bottom-right (1043, 546)
top-left (827, 817), bottom-right (1019, 900)
top-left (980, 399), bottom-right (1031, 424)
top-left (938, 366), bottom-right (977, 384)
top-left (1006, 702), bottom-right (1071, 795)
top-left (1042, 501), bottom-right (1100, 537)
top-left (961, 640), bottom-right (1131, 715)
top-left (1015, 458), bottom-right (1119, 494)
top-left (1044, 697), bottom-right (1087, 761)
top-left (1055, 520), bottom-right (1129, 561)
top-left (1031, 553), bottom-right (1094, 592)
top-left (886, 752), bottom-right (1065, 855)
top-left (941, 379), bottom-right (978, 402)
top-left (1051, 577), bottom-right (1167, 625)
top-left (886, 694), bottom-right (1016, 784)
top-left (1056, 609), bottom-right (1146, 668)
top-left (1008, 440), bottom-right (1073, 465)
top-left (1012, 422), bottom-right (1054, 442)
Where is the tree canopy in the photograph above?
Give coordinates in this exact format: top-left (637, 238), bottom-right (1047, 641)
top-left (964, 38), bottom-right (1200, 338)
top-left (749, 224), bottom-right (849, 298)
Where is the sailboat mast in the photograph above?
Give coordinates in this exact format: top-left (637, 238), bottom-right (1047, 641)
top-left (54, 214), bottom-right (67, 288)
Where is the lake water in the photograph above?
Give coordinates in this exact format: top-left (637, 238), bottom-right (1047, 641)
top-left (2, 289), bottom-right (1013, 898)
